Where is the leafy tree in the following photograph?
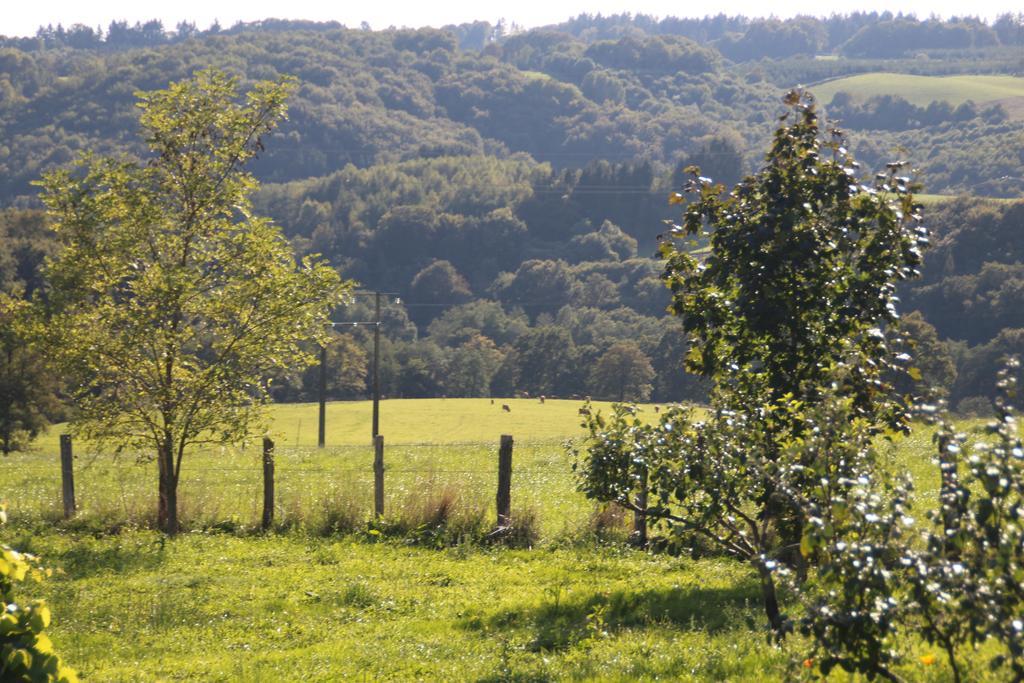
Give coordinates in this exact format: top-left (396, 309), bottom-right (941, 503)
top-left (426, 300), bottom-right (528, 347)
top-left (909, 360), bottom-right (1024, 680)
top-left (301, 331), bottom-right (367, 400)
top-left (889, 311), bottom-right (957, 399)
top-left (663, 89), bottom-right (923, 435)
top-left (797, 439), bottom-right (913, 681)
top-left (393, 341), bottom-right (447, 397)
top-left (39, 70), bottom-right (345, 534)
top-left (661, 86), bottom-right (922, 609)
top-left (672, 133), bottom-right (745, 189)
top-left (408, 259), bottom-right (472, 327)
top-left (0, 209), bottom-right (57, 298)
top-left (579, 91), bottom-right (925, 635)
top-left (444, 335), bottom-right (505, 397)
top-left (410, 260), bottom-right (472, 303)
top-left (489, 346), bottom-right (521, 397)
top-left (0, 294), bottom-right (59, 454)
top-left (800, 360), bottom-right (1024, 682)
top-left (490, 260), bottom-right (580, 317)
top-left (589, 341), bottom-right (655, 401)
top-left (953, 328), bottom-right (1024, 407)
top-left (568, 220), bottom-right (637, 263)
top-left (650, 327), bottom-right (708, 403)
top-left (513, 326), bottom-right (578, 397)
top-left (574, 273), bottom-right (621, 309)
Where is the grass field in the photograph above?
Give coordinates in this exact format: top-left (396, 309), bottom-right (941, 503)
top-left (914, 193), bottom-right (1024, 205)
top-left (7, 399), bottom-right (664, 536)
top-left (809, 73), bottom-right (1024, 107)
top-left (31, 398), bottom-right (635, 452)
top-left (0, 399), bottom-right (1004, 681)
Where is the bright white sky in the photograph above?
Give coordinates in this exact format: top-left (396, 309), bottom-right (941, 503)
top-left (3, 0), bottom-right (1020, 37)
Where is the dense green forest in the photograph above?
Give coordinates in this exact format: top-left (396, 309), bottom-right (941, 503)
top-left (1, 12), bottom-right (1022, 409)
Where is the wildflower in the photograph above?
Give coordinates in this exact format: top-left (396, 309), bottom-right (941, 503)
top-left (920, 654), bottom-right (936, 666)
top-left (802, 658), bottom-right (813, 669)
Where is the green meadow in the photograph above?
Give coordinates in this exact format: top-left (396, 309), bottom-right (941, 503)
top-left (31, 398), bottom-right (626, 452)
top-left (0, 399), bottom-right (1004, 681)
top-left (810, 73), bottom-right (1024, 107)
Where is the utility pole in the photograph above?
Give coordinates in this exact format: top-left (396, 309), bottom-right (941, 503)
top-left (323, 289), bottom-right (393, 443)
top-left (372, 291), bottom-right (381, 439)
top-left (318, 342), bottom-right (327, 448)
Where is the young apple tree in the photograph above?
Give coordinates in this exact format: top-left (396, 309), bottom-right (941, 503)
top-left (576, 90), bottom-right (926, 635)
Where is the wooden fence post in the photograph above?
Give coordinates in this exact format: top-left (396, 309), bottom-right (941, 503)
top-left (496, 435), bottom-right (513, 527)
top-left (373, 435), bottom-right (384, 517)
top-left (318, 344), bottom-right (327, 449)
top-left (633, 467), bottom-right (648, 547)
top-left (59, 434), bottom-right (76, 519)
top-left (262, 437), bottom-right (275, 530)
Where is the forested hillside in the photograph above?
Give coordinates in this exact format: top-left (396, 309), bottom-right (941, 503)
top-left (1, 12), bottom-right (1022, 407)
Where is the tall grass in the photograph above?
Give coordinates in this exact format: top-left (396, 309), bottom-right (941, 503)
top-left (0, 441), bottom-right (565, 543)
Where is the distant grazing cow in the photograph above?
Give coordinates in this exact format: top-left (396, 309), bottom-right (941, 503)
top-left (502, 404), bottom-right (511, 412)
top-left (539, 395), bottom-right (545, 404)
top-left (654, 406), bottom-right (660, 413)
top-left (490, 399), bottom-right (494, 405)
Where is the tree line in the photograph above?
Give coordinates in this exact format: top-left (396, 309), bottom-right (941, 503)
top-left (1, 16), bottom-right (1022, 206)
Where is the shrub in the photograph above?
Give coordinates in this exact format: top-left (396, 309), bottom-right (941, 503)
top-left (0, 507), bottom-right (78, 682)
top-left (954, 395), bottom-right (991, 417)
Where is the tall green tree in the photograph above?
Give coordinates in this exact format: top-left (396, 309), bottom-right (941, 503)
top-left (663, 89), bottom-right (923, 432)
top-left (0, 294), bottom-right (59, 454)
top-left (40, 70), bottom-right (346, 534)
top-left (445, 335), bottom-right (505, 397)
top-left (578, 90), bottom-right (926, 634)
top-left (661, 87), bottom-right (924, 578)
top-left (589, 341), bottom-right (655, 402)
top-left (301, 331), bottom-right (368, 400)
top-left (513, 327), bottom-right (578, 397)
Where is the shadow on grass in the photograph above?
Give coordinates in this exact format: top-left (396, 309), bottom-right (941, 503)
top-left (464, 579), bottom-right (762, 653)
top-left (56, 537), bottom-right (167, 578)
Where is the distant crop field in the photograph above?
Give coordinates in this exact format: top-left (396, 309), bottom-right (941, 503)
top-left (809, 73), bottom-right (1024, 107)
top-left (266, 398), bottom-right (639, 446)
top-left (33, 398), bottom-right (664, 452)
top-left (915, 193), bottom-right (1021, 206)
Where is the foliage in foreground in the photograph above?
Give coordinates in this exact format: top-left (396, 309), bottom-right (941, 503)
top-left (0, 506), bottom-right (77, 682)
top-left (576, 363), bottom-right (1023, 680)
top-left (576, 87), bottom-right (1024, 680)
top-left (801, 360), bottom-right (1024, 682)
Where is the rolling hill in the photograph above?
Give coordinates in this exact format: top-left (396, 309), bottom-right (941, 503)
top-left (812, 73), bottom-right (1024, 109)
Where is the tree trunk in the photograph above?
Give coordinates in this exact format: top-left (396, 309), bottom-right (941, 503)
top-left (157, 439), bottom-right (178, 535)
top-left (757, 562), bottom-right (785, 638)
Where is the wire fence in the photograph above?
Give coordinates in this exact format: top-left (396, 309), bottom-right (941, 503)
top-left (0, 438), bottom-right (600, 536)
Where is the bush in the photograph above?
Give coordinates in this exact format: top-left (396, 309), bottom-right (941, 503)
top-left (0, 507), bottom-right (78, 682)
top-left (955, 395), bottom-right (991, 417)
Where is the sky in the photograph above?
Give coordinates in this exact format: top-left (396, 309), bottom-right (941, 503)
top-left (3, 0), bottom-right (1020, 37)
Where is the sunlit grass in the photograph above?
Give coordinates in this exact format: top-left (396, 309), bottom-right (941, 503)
top-left (32, 397), bottom-right (655, 451)
top-left (810, 73), bottom-right (1024, 107)
top-left (3, 402), bottom-right (1015, 681)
